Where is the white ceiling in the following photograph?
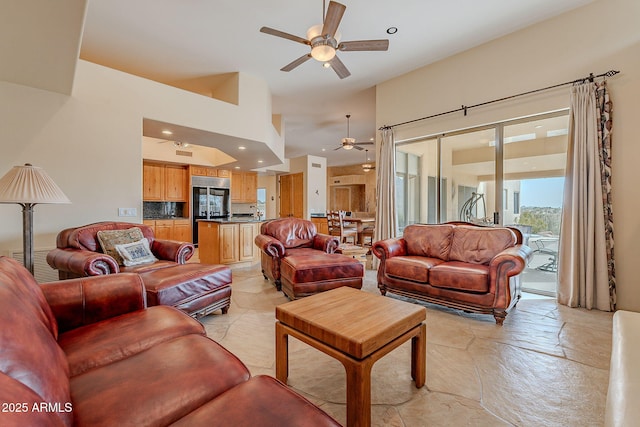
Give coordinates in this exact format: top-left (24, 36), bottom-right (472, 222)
top-left (79, 0), bottom-right (593, 168)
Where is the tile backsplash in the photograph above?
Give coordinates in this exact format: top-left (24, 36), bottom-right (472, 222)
top-left (143, 202), bottom-right (185, 219)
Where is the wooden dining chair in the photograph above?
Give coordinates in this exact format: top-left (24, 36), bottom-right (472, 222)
top-left (327, 210), bottom-right (358, 244)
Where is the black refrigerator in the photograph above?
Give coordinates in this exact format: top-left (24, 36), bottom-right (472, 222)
top-left (192, 181), bottom-right (230, 245)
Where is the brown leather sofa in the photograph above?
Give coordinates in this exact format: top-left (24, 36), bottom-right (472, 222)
top-left (373, 223), bottom-right (533, 324)
top-left (0, 256), bottom-right (340, 427)
top-left (255, 217), bottom-right (340, 290)
top-left (47, 221), bottom-right (194, 279)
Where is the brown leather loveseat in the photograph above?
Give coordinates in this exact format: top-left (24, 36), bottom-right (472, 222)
top-left (47, 221), bottom-right (194, 279)
top-left (0, 256), bottom-right (340, 427)
top-left (255, 217), bottom-right (340, 290)
top-left (373, 223), bottom-right (533, 324)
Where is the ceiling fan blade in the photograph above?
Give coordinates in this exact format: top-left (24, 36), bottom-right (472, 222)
top-left (353, 145), bottom-right (364, 151)
top-left (354, 142), bottom-right (374, 145)
top-left (281, 54), bottom-right (312, 72)
top-left (333, 145), bottom-right (344, 151)
top-left (322, 1), bottom-right (346, 38)
top-left (339, 39), bottom-right (389, 52)
top-left (328, 55), bottom-right (351, 79)
top-left (260, 27), bottom-right (309, 45)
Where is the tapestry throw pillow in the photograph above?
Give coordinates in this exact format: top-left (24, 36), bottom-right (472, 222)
top-left (115, 239), bottom-right (158, 267)
top-left (97, 227), bottom-right (146, 265)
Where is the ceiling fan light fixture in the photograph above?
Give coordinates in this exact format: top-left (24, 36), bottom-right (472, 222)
top-left (342, 137), bottom-right (355, 149)
top-left (311, 44), bottom-right (336, 62)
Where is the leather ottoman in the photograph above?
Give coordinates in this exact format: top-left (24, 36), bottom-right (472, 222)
top-left (280, 253), bottom-right (363, 300)
top-left (139, 263), bottom-right (232, 318)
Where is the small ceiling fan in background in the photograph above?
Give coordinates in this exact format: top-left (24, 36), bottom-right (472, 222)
top-left (334, 114), bottom-right (374, 151)
top-left (260, 0), bottom-right (389, 79)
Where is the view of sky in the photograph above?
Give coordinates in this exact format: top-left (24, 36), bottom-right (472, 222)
top-left (520, 177), bottom-right (565, 208)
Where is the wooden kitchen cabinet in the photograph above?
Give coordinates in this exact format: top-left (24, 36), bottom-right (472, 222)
top-left (172, 219), bottom-right (191, 242)
top-left (190, 166), bottom-right (230, 178)
top-left (154, 219), bottom-right (174, 240)
top-left (143, 161), bottom-right (187, 202)
top-left (164, 165), bottom-right (188, 201)
top-left (143, 219), bottom-right (191, 242)
top-left (311, 216), bottom-right (329, 235)
top-left (239, 222), bottom-right (259, 261)
top-left (231, 172), bottom-right (257, 203)
top-left (198, 221), bottom-right (260, 266)
top-left (143, 163), bottom-right (164, 201)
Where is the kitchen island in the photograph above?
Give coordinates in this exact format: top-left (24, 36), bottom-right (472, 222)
top-left (198, 218), bottom-right (264, 268)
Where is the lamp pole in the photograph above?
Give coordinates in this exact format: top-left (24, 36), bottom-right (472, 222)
top-left (20, 202), bottom-right (36, 275)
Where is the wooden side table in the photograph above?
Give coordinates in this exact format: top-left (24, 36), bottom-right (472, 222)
top-left (275, 287), bottom-right (426, 427)
top-left (338, 244), bottom-right (369, 269)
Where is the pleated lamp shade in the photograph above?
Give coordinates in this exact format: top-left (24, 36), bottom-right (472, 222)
top-left (0, 164), bottom-right (70, 204)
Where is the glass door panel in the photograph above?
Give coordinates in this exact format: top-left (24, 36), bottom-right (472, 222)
top-left (440, 128), bottom-right (496, 224)
top-left (503, 113), bottom-right (568, 296)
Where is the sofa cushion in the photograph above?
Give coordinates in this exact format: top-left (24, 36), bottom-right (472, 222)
top-left (0, 372), bottom-right (65, 427)
top-left (58, 306), bottom-right (205, 377)
top-left (97, 227), bottom-right (145, 265)
top-left (171, 375), bottom-right (341, 427)
top-left (404, 224), bottom-right (454, 260)
top-left (448, 226), bottom-right (516, 265)
top-left (0, 257), bottom-right (72, 427)
top-left (385, 256), bottom-right (444, 283)
top-left (429, 261), bottom-right (490, 293)
top-left (71, 334), bottom-right (251, 426)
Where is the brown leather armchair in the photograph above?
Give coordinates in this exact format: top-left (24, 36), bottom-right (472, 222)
top-left (254, 217), bottom-right (340, 290)
top-left (47, 221), bottom-right (194, 279)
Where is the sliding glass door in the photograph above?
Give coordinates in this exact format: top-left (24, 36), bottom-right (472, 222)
top-left (395, 111), bottom-right (568, 295)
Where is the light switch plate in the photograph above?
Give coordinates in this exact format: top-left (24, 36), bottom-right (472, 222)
top-left (118, 208), bottom-right (137, 217)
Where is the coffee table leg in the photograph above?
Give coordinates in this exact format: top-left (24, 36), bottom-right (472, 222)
top-left (344, 358), bottom-right (374, 427)
top-left (275, 321), bottom-right (289, 383)
top-left (411, 323), bottom-right (426, 388)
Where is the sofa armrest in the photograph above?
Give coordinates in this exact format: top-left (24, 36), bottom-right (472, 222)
top-left (372, 238), bottom-right (407, 261)
top-left (150, 239), bottom-right (194, 264)
top-left (312, 233), bottom-right (340, 253)
top-left (40, 273), bottom-right (146, 333)
top-left (489, 244), bottom-right (533, 276)
top-left (255, 234), bottom-right (286, 258)
top-left (46, 247), bottom-right (119, 277)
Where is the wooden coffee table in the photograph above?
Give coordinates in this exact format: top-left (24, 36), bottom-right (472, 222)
top-left (275, 286), bottom-right (426, 427)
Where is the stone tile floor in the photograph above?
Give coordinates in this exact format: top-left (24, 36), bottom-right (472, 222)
top-left (199, 265), bottom-right (613, 426)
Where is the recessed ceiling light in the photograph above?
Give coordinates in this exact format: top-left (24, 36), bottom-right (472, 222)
top-left (238, 146), bottom-right (246, 150)
top-left (234, 166), bottom-right (241, 169)
top-left (321, 148), bottom-right (326, 152)
top-left (258, 160), bottom-right (263, 163)
top-left (386, 27), bottom-right (398, 35)
top-left (162, 130), bottom-right (173, 135)
top-left (322, 62), bottom-right (331, 68)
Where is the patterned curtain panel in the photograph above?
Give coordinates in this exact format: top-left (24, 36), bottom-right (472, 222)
top-left (557, 81), bottom-right (616, 311)
top-left (372, 127), bottom-right (397, 269)
top-left (595, 82), bottom-right (616, 310)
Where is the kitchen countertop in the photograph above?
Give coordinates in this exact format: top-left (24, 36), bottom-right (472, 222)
top-left (144, 217), bottom-right (189, 220)
top-left (197, 218), bottom-right (267, 224)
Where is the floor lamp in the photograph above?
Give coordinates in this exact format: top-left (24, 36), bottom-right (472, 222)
top-left (0, 164), bottom-right (70, 275)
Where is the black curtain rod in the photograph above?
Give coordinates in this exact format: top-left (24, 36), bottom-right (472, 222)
top-left (379, 69), bottom-right (620, 131)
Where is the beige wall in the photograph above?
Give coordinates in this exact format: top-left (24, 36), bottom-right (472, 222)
top-left (376, 0), bottom-right (640, 310)
top-left (0, 61), bottom-right (282, 254)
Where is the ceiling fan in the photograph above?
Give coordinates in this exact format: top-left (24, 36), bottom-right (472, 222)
top-left (260, 0), bottom-right (389, 79)
top-left (334, 114), bottom-right (374, 151)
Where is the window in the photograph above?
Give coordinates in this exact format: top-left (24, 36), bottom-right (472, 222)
top-left (513, 191), bottom-right (520, 214)
top-left (396, 152), bottom-right (420, 233)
